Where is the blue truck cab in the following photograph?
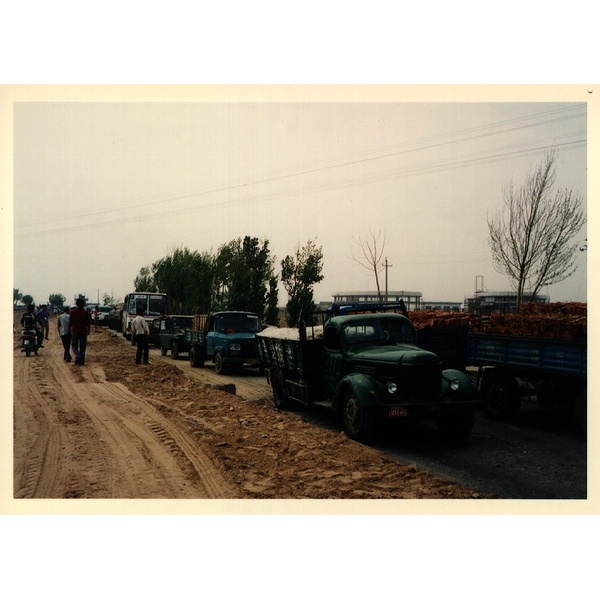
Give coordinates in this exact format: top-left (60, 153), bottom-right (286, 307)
top-left (186, 311), bottom-right (261, 374)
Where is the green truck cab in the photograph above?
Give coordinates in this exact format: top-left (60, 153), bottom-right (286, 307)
top-left (256, 305), bottom-right (479, 442)
top-left (185, 311), bottom-right (261, 374)
top-left (157, 315), bottom-right (194, 359)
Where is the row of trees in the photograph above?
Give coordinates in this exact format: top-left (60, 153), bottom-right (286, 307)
top-left (133, 236), bottom-right (324, 327)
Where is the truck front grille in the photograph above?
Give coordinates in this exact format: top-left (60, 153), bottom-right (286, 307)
top-left (399, 363), bottom-right (442, 402)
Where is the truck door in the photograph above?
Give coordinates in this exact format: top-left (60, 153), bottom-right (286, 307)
top-left (323, 326), bottom-right (344, 400)
top-left (205, 315), bottom-right (216, 356)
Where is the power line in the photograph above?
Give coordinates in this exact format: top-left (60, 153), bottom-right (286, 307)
top-left (14, 106), bottom-right (587, 238)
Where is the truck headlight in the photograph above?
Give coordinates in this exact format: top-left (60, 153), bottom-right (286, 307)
top-left (387, 382), bottom-right (398, 394)
top-left (450, 379), bottom-right (460, 392)
top-left (229, 343), bottom-right (241, 352)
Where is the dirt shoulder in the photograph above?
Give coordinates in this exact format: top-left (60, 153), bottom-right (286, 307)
top-left (11, 316), bottom-right (491, 503)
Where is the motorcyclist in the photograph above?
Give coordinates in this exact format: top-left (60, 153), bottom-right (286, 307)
top-left (20, 304), bottom-right (42, 350)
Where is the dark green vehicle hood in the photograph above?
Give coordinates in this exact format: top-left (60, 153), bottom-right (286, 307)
top-left (348, 344), bottom-right (440, 367)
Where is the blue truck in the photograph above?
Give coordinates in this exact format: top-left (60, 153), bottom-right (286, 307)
top-left (184, 311), bottom-right (261, 374)
top-left (466, 333), bottom-right (586, 431)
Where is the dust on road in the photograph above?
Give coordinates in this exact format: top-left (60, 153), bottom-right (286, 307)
top-left (12, 316), bottom-right (489, 501)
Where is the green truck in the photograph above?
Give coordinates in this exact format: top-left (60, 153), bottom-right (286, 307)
top-left (256, 304), bottom-right (479, 442)
top-left (185, 311), bottom-right (262, 374)
top-left (156, 315), bottom-right (194, 359)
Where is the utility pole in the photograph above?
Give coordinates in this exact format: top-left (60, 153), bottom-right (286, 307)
top-left (384, 258), bottom-right (393, 302)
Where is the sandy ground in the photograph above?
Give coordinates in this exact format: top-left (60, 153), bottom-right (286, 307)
top-left (12, 315), bottom-right (491, 501)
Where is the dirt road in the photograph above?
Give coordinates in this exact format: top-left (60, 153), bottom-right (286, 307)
top-left (12, 316), bottom-right (489, 502)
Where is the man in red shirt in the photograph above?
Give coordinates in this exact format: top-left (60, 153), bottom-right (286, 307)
top-left (70, 298), bottom-right (92, 365)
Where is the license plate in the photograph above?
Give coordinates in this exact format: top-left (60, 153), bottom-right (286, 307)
top-left (247, 358), bottom-right (257, 365)
top-left (389, 406), bottom-right (408, 418)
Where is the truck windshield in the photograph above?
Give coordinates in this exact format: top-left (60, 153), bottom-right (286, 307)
top-left (217, 314), bottom-right (261, 333)
top-left (343, 318), bottom-right (416, 346)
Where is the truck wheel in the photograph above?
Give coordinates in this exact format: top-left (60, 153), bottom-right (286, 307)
top-left (342, 389), bottom-right (378, 442)
top-left (482, 372), bottom-right (521, 420)
top-left (171, 342), bottom-right (179, 360)
top-left (25, 346), bottom-right (31, 357)
top-left (214, 352), bottom-right (224, 374)
top-left (436, 410), bottom-right (474, 442)
top-left (271, 369), bottom-right (291, 409)
top-left (190, 346), bottom-right (204, 368)
top-left (160, 347), bottom-right (167, 356)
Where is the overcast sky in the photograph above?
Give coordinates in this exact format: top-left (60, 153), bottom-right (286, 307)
top-left (9, 87), bottom-right (589, 308)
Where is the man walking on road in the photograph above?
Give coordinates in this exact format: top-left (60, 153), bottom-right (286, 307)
top-left (57, 306), bottom-right (72, 362)
top-left (131, 307), bottom-right (150, 365)
top-left (70, 298), bottom-right (91, 365)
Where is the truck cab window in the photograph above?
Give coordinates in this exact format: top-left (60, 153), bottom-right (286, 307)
top-left (324, 327), bottom-right (341, 351)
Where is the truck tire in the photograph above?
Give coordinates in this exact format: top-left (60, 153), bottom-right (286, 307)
top-left (190, 346), bottom-right (204, 368)
top-left (171, 342), bottom-right (179, 360)
top-left (25, 346), bottom-right (31, 357)
top-left (271, 368), bottom-right (291, 409)
top-left (342, 389), bottom-right (378, 442)
top-left (214, 352), bottom-right (224, 374)
top-left (482, 371), bottom-right (521, 421)
top-left (160, 347), bottom-right (167, 356)
top-left (436, 410), bottom-right (474, 442)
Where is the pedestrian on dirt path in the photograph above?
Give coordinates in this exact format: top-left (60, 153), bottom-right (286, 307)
top-left (92, 306), bottom-right (100, 332)
top-left (70, 298), bottom-right (91, 365)
top-left (57, 306), bottom-right (72, 362)
top-left (38, 304), bottom-right (50, 340)
top-left (131, 307), bottom-right (150, 365)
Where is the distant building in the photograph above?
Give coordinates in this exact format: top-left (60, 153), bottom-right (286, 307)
top-left (465, 291), bottom-right (549, 314)
top-left (422, 301), bottom-right (462, 312)
top-left (332, 291), bottom-right (423, 311)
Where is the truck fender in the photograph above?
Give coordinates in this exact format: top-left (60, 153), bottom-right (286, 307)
top-left (441, 368), bottom-right (477, 400)
top-left (333, 374), bottom-right (381, 411)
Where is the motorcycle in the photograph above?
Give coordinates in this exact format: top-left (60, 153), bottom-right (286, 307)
top-left (21, 329), bottom-right (38, 356)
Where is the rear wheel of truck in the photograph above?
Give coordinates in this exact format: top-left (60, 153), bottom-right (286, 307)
top-left (190, 346), bottom-right (204, 368)
top-left (482, 371), bottom-right (521, 421)
top-left (160, 347), bottom-right (167, 356)
top-left (214, 352), bottom-right (224, 374)
top-left (436, 410), bottom-right (474, 442)
top-left (271, 369), bottom-right (291, 409)
top-left (25, 346), bottom-right (31, 357)
top-left (342, 389), bottom-right (378, 442)
top-left (171, 342), bottom-right (179, 360)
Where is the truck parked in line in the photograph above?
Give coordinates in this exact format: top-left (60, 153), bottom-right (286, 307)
top-left (121, 292), bottom-right (168, 340)
top-left (256, 303), bottom-right (479, 442)
top-left (156, 315), bottom-right (194, 359)
top-left (408, 305), bottom-right (587, 433)
top-left (185, 311), bottom-right (262, 374)
top-left (467, 333), bottom-right (586, 431)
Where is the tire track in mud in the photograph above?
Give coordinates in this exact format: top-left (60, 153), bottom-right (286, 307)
top-left (13, 332), bottom-right (236, 499)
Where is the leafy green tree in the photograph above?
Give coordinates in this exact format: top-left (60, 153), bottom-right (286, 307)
top-left (216, 236), bottom-right (278, 321)
top-left (21, 294), bottom-right (34, 306)
top-left (264, 276), bottom-right (280, 326)
top-left (48, 293), bottom-right (66, 307)
top-left (13, 288), bottom-right (23, 307)
top-left (102, 293), bottom-right (121, 306)
top-left (134, 266), bottom-right (158, 293)
top-left (151, 246), bottom-right (215, 314)
top-left (281, 239), bottom-right (324, 326)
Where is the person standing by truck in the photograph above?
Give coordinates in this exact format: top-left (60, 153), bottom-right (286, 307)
top-left (57, 306), bottom-right (72, 362)
top-left (70, 298), bottom-right (91, 365)
top-left (38, 304), bottom-right (50, 341)
top-left (131, 307), bottom-right (150, 365)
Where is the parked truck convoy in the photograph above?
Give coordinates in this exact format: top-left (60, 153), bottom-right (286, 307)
top-left (410, 304), bottom-right (587, 433)
top-left (185, 311), bottom-right (262, 374)
top-left (256, 303), bottom-right (479, 442)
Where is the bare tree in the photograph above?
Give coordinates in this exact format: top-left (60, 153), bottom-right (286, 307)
top-left (488, 149), bottom-right (586, 310)
top-left (351, 229), bottom-right (388, 300)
